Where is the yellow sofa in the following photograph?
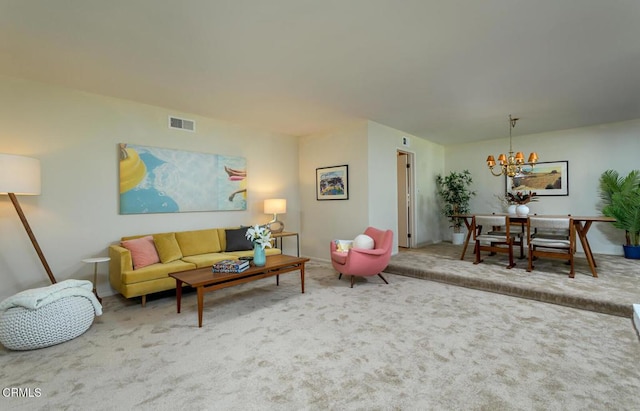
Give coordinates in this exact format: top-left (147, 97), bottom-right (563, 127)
top-left (109, 227), bottom-right (281, 306)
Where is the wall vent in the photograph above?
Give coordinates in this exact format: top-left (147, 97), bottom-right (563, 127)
top-left (169, 116), bottom-right (196, 132)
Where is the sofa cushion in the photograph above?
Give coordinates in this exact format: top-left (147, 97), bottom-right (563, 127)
top-left (224, 227), bottom-right (253, 252)
top-left (223, 248), bottom-right (282, 259)
top-left (120, 236), bottom-right (160, 270)
top-left (175, 229), bottom-right (222, 256)
top-left (121, 260), bottom-right (196, 284)
top-left (181, 253), bottom-right (234, 268)
top-left (153, 233), bottom-right (183, 263)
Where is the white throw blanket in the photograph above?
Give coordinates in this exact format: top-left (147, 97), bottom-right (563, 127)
top-left (0, 279), bottom-right (102, 316)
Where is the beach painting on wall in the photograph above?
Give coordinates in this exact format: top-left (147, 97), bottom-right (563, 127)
top-left (119, 143), bottom-right (247, 214)
top-left (506, 160), bottom-right (568, 196)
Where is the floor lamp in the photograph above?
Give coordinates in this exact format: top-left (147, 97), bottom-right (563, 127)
top-left (0, 153), bottom-right (57, 284)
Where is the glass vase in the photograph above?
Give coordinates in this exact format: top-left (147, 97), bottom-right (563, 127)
top-left (253, 243), bottom-right (266, 267)
top-left (516, 204), bottom-right (530, 217)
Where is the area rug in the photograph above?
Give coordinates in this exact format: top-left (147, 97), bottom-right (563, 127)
top-left (387, 243), bottom-right (640, 317)
top-left (1, 261), bottom-right (639, 410)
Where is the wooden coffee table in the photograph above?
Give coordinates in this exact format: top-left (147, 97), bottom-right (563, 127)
top-left (169, 254), bottom-right (310, 327)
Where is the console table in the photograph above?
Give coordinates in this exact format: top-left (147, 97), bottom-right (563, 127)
top-left (271, 231), bottom-right (300, 256)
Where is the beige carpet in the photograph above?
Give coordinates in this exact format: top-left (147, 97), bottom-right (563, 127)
top-left (387, 243), bottom-right (640, 317)
top-left (1, 258), bottom-right (639, 410)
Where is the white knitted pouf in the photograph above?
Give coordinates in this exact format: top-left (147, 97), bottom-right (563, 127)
top-left (0, 296), bottom-right (96, 351)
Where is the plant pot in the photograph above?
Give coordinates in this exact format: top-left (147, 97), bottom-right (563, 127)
top-left (507, 204), bottom-right (517, 216)
top-left (623, 244), bottom-right (640, 259)
top-left (452, 232), bottom-right (465, 245)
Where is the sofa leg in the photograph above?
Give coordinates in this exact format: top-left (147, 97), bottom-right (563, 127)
top-left (338, 273), bottom-right (342, 280)
top-left (141, 295), bottom-right (146, 307)
top-left (378, 273), bottom-right (389, 284)
top-left (350, 276), bottom-right (354, 288)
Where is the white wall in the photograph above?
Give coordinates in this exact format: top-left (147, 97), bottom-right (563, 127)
top-left (0, 76), bottom-right (300, 300)
top-left (444, 119), bottom-right (640, 255)
top-left (409, 131), bottom-right (446, 247)
top-left (299, 120), bottom-right (445, 261)
top-left (367, 121), bottom-right (445, 249)
top-left (298, 122), bottom-right (369, 260)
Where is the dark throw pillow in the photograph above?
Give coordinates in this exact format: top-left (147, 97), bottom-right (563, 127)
top-left (225, 227), bottom-right (253, 252)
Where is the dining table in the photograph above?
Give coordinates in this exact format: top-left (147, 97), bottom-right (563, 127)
top-left (452, 214), bottom-right (616, 277)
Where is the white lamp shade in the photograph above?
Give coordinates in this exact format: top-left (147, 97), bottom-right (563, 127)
top-left (264, 198), bottom-right (286, 215)
top-left (0, 154), bottom-right (41, 195)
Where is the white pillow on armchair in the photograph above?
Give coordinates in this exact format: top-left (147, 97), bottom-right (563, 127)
top-left (353, 234), bottom-right (375, 250)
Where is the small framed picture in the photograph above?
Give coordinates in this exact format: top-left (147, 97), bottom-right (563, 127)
top-left (506, 160), bottom-right (569, 196)
top-left (316, 165), bottom-right (349, 200)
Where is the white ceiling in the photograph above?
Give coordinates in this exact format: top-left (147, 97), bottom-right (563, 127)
top-left (1, 1), bottom-right (639, 145)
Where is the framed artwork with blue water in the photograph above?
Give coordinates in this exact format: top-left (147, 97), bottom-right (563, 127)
top-left (119, 143), bottom-right (247, 214)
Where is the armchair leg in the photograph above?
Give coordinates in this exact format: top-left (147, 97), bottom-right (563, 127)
top-left (378, 273), bottom-right (389, 284)
top-left (350, 276), bottom-right (355, 288)
top-left (338, 273), bottom-right (342, 280)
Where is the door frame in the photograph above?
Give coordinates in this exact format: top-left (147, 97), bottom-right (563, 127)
top-left (397, 150), bottom-right (416, 248)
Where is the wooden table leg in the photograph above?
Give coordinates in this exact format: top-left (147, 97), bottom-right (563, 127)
top-left (175, 279), bottom-right (183, 313)
top-left (197, 286), bottom-right (204, 328)
top-left (92, 263), bottom-right (102, 304)
top-left (574, 221), bottom-right (598, 277)
top-left (300, 263), bottom-right (305, 293)
top-left (460, 217), bottom-right (473, 260)
top-left (581, 221), bottom-right (597, 267)
top-left (516, 222), bottom-right (525, 259)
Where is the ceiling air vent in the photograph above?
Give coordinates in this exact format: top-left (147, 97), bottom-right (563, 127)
top-left (169, 116), bottom-right (195, 132)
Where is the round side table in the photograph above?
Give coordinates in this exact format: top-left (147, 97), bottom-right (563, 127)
top-left (82, 257), bottom-right (110, 303)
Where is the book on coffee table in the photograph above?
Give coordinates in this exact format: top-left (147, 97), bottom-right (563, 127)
top-left (212, 259), bottom-right (250, 273)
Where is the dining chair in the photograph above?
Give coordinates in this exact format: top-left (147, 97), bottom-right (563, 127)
top-left (473, 214), bottom-right (515, 268)
top-left (487, 214), bottom-right (525, 259)
top-left (526, 216), bottom-right (576, 277)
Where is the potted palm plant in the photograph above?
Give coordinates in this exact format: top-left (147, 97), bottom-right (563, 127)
top-left (598, 169), bottom-right (640, 259)
top-left (436, 170), bottom-right (476, 244)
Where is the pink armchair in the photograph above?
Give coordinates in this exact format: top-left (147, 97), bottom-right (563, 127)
top-left (330, 227), bottom-right (393, 288)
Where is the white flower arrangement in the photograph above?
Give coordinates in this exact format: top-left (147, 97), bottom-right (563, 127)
top-left (245, 225), bottom-right (273, 250)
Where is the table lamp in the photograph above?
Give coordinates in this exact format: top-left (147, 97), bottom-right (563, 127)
top-left (0, 153), bottom-right (57, 284)
top-left (264, 198), bottom-right (286, 233)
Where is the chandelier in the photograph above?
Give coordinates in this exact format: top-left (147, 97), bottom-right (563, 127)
top-left (486, 115), bottom-right (538, 177)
